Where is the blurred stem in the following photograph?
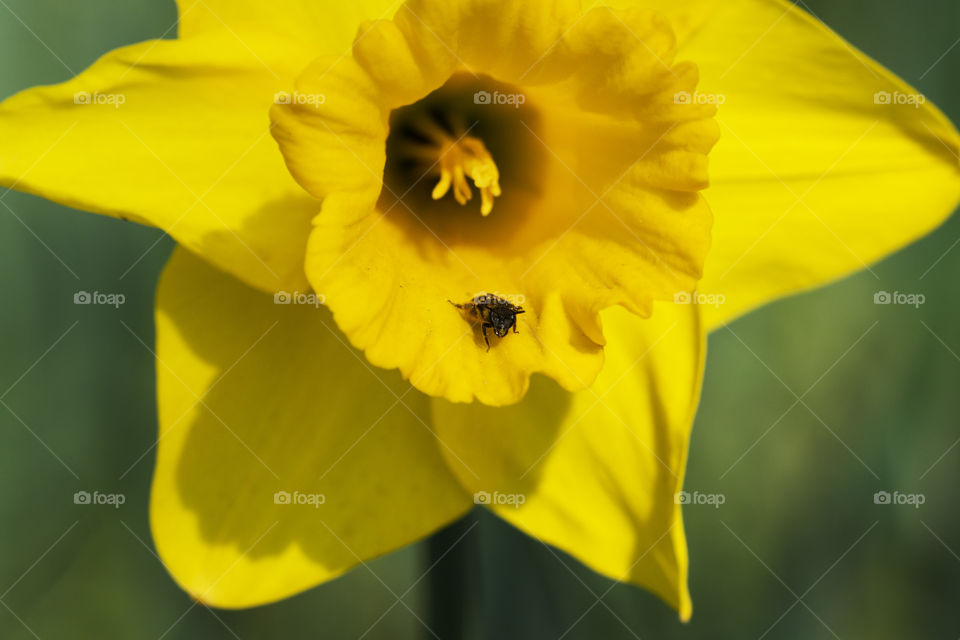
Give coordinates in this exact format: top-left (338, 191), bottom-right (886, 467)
top-left (426, 509), bottom-right (479, 640)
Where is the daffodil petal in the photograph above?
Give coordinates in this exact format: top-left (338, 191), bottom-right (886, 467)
top-left (1, 0), bottom-right (402, 293)
top-left (663, 0), bottom-right (960, 327)
top-left (151, 248), bottom-right (470, 608)
top-left (431, 303), bottom-right (704, 620)
top-left (0, 33), bottom-right (323, 292)
top-left (176, 0), bottom-right (401, 51)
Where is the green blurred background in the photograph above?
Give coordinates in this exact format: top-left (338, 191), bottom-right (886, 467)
top-left (1, 0), bottom-right (958, 638)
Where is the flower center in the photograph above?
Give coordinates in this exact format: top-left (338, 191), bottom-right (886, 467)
top-left (430, 134), bottom-right (502, 216)
top-left (268, 4), bottom-right (720, 404)
top-left (380, 73), bottom-right (545, 243)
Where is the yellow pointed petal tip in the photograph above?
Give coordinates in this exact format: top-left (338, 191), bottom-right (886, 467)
top-left (667, 0), bottom-right (960, 329)
top-left (430, 303), bottom-right (704, 622)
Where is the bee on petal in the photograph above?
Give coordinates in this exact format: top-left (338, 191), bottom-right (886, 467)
top-left (449, 293), bottom-right (525, 351)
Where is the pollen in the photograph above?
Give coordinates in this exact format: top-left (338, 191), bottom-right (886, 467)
top-left (431, 135), bottom-right (502, 216)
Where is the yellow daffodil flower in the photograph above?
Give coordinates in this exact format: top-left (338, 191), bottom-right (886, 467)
top-left (2, 0), bottom-right (958, 621)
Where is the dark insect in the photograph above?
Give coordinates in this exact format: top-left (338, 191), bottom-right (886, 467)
top-left (449, 293), bottom-right (525, 351)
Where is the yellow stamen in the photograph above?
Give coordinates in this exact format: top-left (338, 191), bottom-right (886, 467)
top-left (431, 136), bottom-right (502, 216)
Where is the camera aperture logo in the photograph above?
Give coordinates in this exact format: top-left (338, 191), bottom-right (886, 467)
top-left (873, 290), bottom-right (925, 308)
top-left (274, 291), bottom-right (325, 308)
top-left (473, 90), bottom-right (526, 109)
top-left (73, 490), bottom-right (125, 509)
top-left (675, 490), bottom-right (725, 508)
top-left (274, 490), bottom-right (326, 508)
top-left (873, 490), bottom-right (924, 509)
top-left (74, 290), bottom-right (125, 308)
top-left (473, 490), bottom-right (525, 508)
